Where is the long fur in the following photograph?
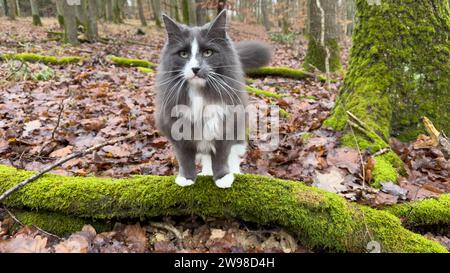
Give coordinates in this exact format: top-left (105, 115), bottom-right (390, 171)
top-left (235, 41), bottom-right (272, 70)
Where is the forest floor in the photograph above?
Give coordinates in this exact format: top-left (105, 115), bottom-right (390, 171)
top-left (0, 18), bottom-right (448, 252)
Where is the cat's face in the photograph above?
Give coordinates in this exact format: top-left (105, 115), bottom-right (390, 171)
top-left (160, 11), bottom-right (237, 88)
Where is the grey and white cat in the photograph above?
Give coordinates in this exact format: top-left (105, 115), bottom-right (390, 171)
top-left (155, 10), bottom-right (271, 188)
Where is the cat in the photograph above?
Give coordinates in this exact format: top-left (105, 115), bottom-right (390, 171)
top-left (155, 10), bottom-right (272, 188)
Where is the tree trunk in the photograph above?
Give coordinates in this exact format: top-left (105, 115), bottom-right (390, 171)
top-left (105, 0), bottom-right (113, 22)
top-left (324, 0), bottom-right (450, 184)
top-left (136, 0), bottom-right (147, 26)
top-left (0, 164), bottom-right (446, 253)
top-left (30, 0), bottom-right (42, 26)
top-left (2, 0), bottom-right (8, 17)
top-left (150, 0), bottom-right (161, 27)
top-left (112, 0), bottom-right (123, 23)
top-left (55, 0), bottom-right (64, 28)
top-left (195, 0), bottom-right (206, 25)
top-left (170, 0), bottom-right (180, 22)
top-left (303, 0), bottom-right (341, 72)
top-left (7, 0), bottom-right (15, 20)
top-left (261, 0), bottom-right (270, 31)
top-left (85, 0), bottom-right (99, 42)
top-left (345, 0), bottom-right (355, 36)
top-left (14, 0), bottom-right (19, 16)
top-left (181, 0), bottom-right (190, 25)
top-left (61, 0), bottom-right (79, 45)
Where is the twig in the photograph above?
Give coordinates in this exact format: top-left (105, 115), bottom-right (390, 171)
top-left (0, 133), bottom-right (138, 203)
top-left (372, 148), bottom-right (390, 157)
top-left (38, 99), bottom-right (66, 158)
top-left (3, 206), bottom-right (61, 240)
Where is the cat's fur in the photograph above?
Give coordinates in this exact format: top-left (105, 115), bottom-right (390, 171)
top-left (155, 10), bottom-right (272, 188)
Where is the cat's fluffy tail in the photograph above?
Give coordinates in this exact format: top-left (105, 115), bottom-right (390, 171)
top-left (235, 41), bottom-right (272, 70)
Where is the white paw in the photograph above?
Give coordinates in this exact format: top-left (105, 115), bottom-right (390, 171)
top-left (214, 173), bottom-right (234, 188)
top-left (175, 176), bottom-right (195, 187)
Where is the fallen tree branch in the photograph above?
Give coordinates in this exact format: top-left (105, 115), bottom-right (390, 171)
top-left (0, 165), bottom-right (445, 253)
top-left (0, 133), bottom-right (138, 203)
top-left (385, 194), bottom-right (450, 227)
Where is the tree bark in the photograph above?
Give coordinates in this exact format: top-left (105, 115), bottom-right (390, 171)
top-left (85, 0), bottom-right (99, 42)
top-left (150, 0), bottom-right (161, 27)
top-left (7, 0), bottom-right (15, 20)
top-left (30, 0), bottom-right (42, 26)
top-left (112, 0), bottom-right (123, 23)
top-left (195, 0), bottom-right (206, 25)
top-left (324, 0), bottom-right (450, 186)
top-left (181, 0), bottom-right (190, 25)
top-left (137, 0), bottom-right (147, 26)
top-left (261, 0), bottom-right (270, 31)
top-left (303, 0), bottom-right (341, 72)
top-left (61, 0), bottom-right (79, 45)
top-left (0, 164), bottom-right (446, 253)
top-left (55, 0), bottom-right (64, 28)
top-left (105, 0), bottom-right (113, 22)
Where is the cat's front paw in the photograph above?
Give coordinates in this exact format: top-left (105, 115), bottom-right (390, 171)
top-left (214, 173), bottom-right (234, 188)
top-left (175, 176), bottom-right (195, 187)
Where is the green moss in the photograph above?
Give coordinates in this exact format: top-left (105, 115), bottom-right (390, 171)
top-left (0, 164), bottom-right (445, 253)
top-left (57, 15), bottom-right (64, 28)
top-left (32, 15), bottom-right (42, 26)
top-left (385, 194), bottom-right (450, 227)
top-left (325, 0), bottom-right (450, 141)
top-left (300, 132), bottom-right (313, 142)
top-left (371, 155), bottom-right (398, 188)
top-left (279, 108), bottom-right (290, 118)
top-left (108, 55), bottom-right (155, 68)
top-left (137, 67), bottom-right (154, 74)
top-left (245, 85), bottom-right (288, 98)
top-left (1, 53), bottom-right (81, 65)
top-left (303, 36), bottom-right (342, 72)
top-left (15, 210), bottom-right (111, 236)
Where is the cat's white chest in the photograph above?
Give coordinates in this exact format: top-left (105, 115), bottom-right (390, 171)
top-left (189, 86), bottom-right (224, 153)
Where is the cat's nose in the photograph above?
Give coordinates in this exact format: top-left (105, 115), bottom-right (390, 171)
top-left (192, 67), bottom-right (200, 75)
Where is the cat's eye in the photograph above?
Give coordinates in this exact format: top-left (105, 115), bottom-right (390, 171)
top-left (179, 51), bottom-right (189, 58)
top-left (203, 49), bottom-right (213, 57)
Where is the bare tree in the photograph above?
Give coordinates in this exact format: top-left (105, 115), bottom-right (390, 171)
top-left (195, 0), bottom-right (206, 25)
top-left (30, 0), bottom-right (42, 26)
top-left (86, 0), bottom-right (99, 41)
top-left (150, 0), bottom-right (161, 27)
top-left (217, 0), bottom-right (226, 14)
top-left (137, 0), bottom-right (147, 26)
top-left (60, 0), bottom-right (79, 45)
top-left (304, 0), bottom-right (341, 72)
top-left (7, 0), bottom-right (15, 20)
top-left (261, 0), bottom-right (270, 31)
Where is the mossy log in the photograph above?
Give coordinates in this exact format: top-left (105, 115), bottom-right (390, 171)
top-left (0, 53), bottom-right (82, 65)
top-left (246, 66), bottom-right (328, 82)
top-left (0, 165), bottom-right (446, 253)
top-left (245, 85), bottom-right (288, 99)
top-left (385, 194), bottom-right (450, 227)
top-left (107, 55), bottom-right (156, 68)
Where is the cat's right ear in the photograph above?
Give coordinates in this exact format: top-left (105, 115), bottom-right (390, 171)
top-left (162, 14), bottom-right (182, 37)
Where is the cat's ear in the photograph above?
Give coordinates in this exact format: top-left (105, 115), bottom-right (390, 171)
top-left (207, 9), bottom-right (227, 37)
top-left (162, 14), bottom-right (182, 37)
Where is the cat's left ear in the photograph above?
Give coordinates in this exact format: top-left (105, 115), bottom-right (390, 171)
top-left (207, 9), bottom-right (228, 38)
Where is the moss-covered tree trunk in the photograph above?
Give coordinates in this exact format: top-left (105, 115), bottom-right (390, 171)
top-left (324, 0), bottom-right (450, 186)
top-left (181, 0), bottom-right (190, 25)
top-left (30, 0), bottom-right (42, 26)
top-left (304, 0), bottom-right (341, 72)
top-left (0, 165), bottom-right (447, 253)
